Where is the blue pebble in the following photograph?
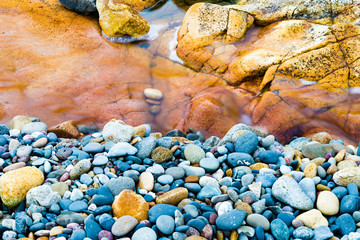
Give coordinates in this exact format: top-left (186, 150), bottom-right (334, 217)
top-left (332, 186), bottom-right (348, 200)
top-left (59, 199), bottom-right (73, 210)
top-left (184, 183), bottom-right (201, 193)
top-left (94, 205), bottom-right (112, 215)
top-left (85, 188), bottom-right (98, 197)
top-left (314, 226), bottom-right (333, 240)
top-left (256, 174), bottom-right (277, 188)
top-left (277, 213), bottom-right (295, 227)
top-left (259, 150), bottom-right (283, 164)
top-left (347, 183), bottom-right (359, 196)
top-left (216, 209), bottom-right (247, 231)
top-left (227, 152), bottom-right (255, 167)
top-left (93, 195), bottom-right (113, 206)
top-left (292, 226), bottom-right (314, 240)
top-left (148, 204), bottom-right (180, 223)
top-left (0, 125), bottom-right (9, 135)
top-left (29, 222), bottom-right (45, 232)
top-left (134, 223), bottom-right (148, 232)
top-left (84, 214), bottom-right (102, 240)
top-left (336, 213), bottom-right (356, 235)
top-left (256, 226), bottom-right (265, 240)
top-left (183, 213), bottom-right (193, 223)
top-left (265, 233), bottom-right (275, 240)
top-left (197, 185), bottom-right (222, 201)
top-left (235, 132), bottom-right (259, 154)
top-left (47, 132), bottom-right (58, 142)
top-left (69, 201), bottom-right (88, 212)
top-left (263, 210), bottom-right (273, 221)
top-left (99, 214), bottom-right (115, 231)
top-left (340, 195), bottom-right (360, 214)
top-left (261, 193), bottom-right (276, 206)
top-left (270, 219), bottom-right (289, 240)
top-left (0, 136), bottom-right (7, 146)
top-left (175, 225), bottom-right (189, 232)
top-left (187, 219), bottom-right (205, 232)
top-left (156, 215), bottom-right (175, 235)
top-left (70, 228), bottom-right (86, 240)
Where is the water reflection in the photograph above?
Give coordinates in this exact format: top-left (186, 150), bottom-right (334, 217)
top-left (1, 0), bottom-right (360, 145)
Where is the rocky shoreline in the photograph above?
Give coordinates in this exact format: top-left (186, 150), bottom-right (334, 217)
top-left (0, 115), bottom-right (360, 240)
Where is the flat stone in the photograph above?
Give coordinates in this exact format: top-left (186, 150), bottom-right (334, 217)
top-left (333, 167), bottom-right (360, 188)
top-left (246, 214), bottom-right (270, 231)
top-left (111, 215), bottom-right (138, 237)
top-left (270, 219), bottom-right (289, 240)
top-left (21, 122), bottom-right (47, 134)
top-left (104, 177), bottom-right (136, 196)
top-left (108, 142), bottom-right (137, 157)
top-left (131, 227), bottom-right (157, 240)
top-left (216, 209), bottom-right (247, 231)
top-left (151, 146), bottom-right (173, 163)
top-left (272, 176), bottom-right (313, 210)
top-left (138, 172), bottom-right (154, 191)
top-left (184, 144), bottom-right (205, 164)
top-left (155, 187), bottom-right (188, 205)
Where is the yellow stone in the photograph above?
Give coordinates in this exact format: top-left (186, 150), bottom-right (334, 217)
top-left (316, 184), bottom-right (330, 191)
top-left (235, 201), bottom-right (253, 215)
top-left (296, 209), bottom-right (328, 229)
top-left (316, 191), bottom-right (339, 215)
top-left (250, 163), bottom-right (269, 171)
top-left (9, 115), bottom-right (32, 130)
top-left (304, 162), bottom-right (317, 178)
top-left (311, 132), bottom-right (331, 144)
top-left (185, 236), bottom-right (208, 240)
top-left (133, 125), bottom-right (148, 137)
top-left (334, 150), bottom-right (346, 162)
top-left (112, 190), bottom-right (149, 221)
top-left (0, 166), bottom-right (44, 207)
top-left (310, 158), bottom-right (325, 166)
top-left (50, 226), bottom-right (64, 236)
top-left (155, 187), bottom-right (188, 205)
top-left (337, 160), bottom-right (357, 170)
top-left (138, 172), bottom-right (154, 191)
top-left (230, 230), bottom-right (239, 240)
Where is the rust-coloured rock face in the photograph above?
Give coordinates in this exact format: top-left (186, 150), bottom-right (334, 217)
top-left (2, 0), bottom-right (360, 145)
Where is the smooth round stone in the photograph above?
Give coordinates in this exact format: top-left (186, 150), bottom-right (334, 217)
top-left (181, 166), bottom-right (205, 177)
top-left (259, 151), bottom-right (282, 164)
top-left (234, 132), bottom-right (259, 154)
top-left (184, 144), bottom-right (205, 164)
top-left (107, 142), bottom-right (137, 157)
top-left (314, 226), bottom-right (333, 240)
top-left (331, 186), bottom-right (347, 199)
top-left (296, 209), bottom-right (328, 229)
top-left (16, 145), bottom-right (33, 157)
top-left (44, 160), bottom-right (51, 173)
top-left (299, 178), bottom-right (316, 203)
top-left (156, 215), bottom-right (175, 235)
top-left (0, 125), bottom-right (9, 135)
top-left (217, 201), bottom-right (233, 216)
top-left (262, 135), bottom-right (275, 148)
top-left (148, 204), bottom-right (180, 223)
top-left (184, 183), bottom-right (201, 193)
top-left (272, 176), bottom-right (314, 210)
top-left (277, 213), bottom-right (295, 227)
top-left (84, 214), bottom-right (102, 239)
top-left (80, 174), bottom-right (93, 186)
top-left (68, 201), bottom-right (88, 212)
top-left (347, 182), bottom-right (359, 196)
top-left (255, 174), bottom-right (277, 187)
top-left (217, 145), bottom-right (228, 155)
top-left (216, 209), bottom-right (247, 231)
top-left (246, 214), bottom-right (270, 231)
top-left (21, 122), bottom-right (47, 134)
top-left (293, 226), bottom-right (314, 240)
top-left (199, 176), bottom-right (219, 187)
top-left (316, 191), bottom-right (339, 215)
top-left (56, 212), bottom-right (87, 226)
top-left (165, 167), bottom-right (185, 180)
top-left (31, 158), bottom-right (45, 166)
top-left (336, 213), bottom-right (356, 235)
top-left (33, 137), bottom-right (48, 148)
top-left (138, 172), bottom-right (155, 191)
top-left (111, 215), bottom-right (138, 237)
top-left (270, 219), bottom-right (289, 240)
top-left (70, 160), bottom-right (91, 180)
top-left (227, 152), bottom-right (255, 167)
top-left (279, 165), bottom-right (291, 175)
top-left (241, 174), bottom-right (254, 186)
top-left (157, 174), bottom-right (174, 185)
top-left (135, 136), bottom-right (156, 159)
top-left (199, 158), bottom-right (219, 172)
top-left (131, 227), bottom-right (157, 240)
top-left (144, 88), bottom-right (163, 100)
top-left (340, 195), bottom-right (360, 214)
top-left (93, 155), bottom-right (109, 166)
top-left (197, 185), bottom-right (221, 201)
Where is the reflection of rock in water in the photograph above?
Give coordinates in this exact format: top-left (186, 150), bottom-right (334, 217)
top-left (104, 24), bottom-right (168, 43)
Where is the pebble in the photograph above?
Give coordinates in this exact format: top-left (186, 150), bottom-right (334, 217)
top-left (111, 215), bottom-right (138, 237)
top-left (246, 214), bottom-right (270, 231)
top-left (216, 209), bottom-right (247, 230)
top-left (102, 119), bottom-right (134, 143)
top-left (292, 226), bottom-right (314, 240)
top-left (333, 167), bottom-right (360, 187)
top-left (108, 142), bottom-right (137, 157)
top-left (21, 122), bottom-right (47, 134)
top-left (272, 176), bottom-right (314, 210)
top-left (270, 219), bottom-right (289, 240)
top-left (112, 190), bottom-right (149, 221)
top-left (234, 132), bottom-right (259, 154)
top-left (144, 88), bottom-right (163, 100)
top-left (184, 144), bottom-right (205, 164)
top-left (131, 227), bottom-right (157, 240)
top-left (156, 215), bottom-right (175, 235)
top-left (296, 209), bottom-right (328, 229)
top-left (199, 158), bottom-right (219, 172)
top-left (316, 191), bottom-right (339, 215)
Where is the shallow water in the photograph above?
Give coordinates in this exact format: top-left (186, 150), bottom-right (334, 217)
top-left (1, 0), bottom-right (360, 144)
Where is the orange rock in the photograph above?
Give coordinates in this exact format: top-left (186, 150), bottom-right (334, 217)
top-left (112, 190), bottom-right (149, 221)
top-left (250, 163), bottom-right (269, 171)
top-left (48, 120), bottom-right (80, 139)
top-left (185, 175), bottom-right (199, 183)
top-left (151, 146), bottom-right (173, 163)
top-left (235, 201), bottom-right (252, 215)
top-left (155, 187), bottom-right (188, 205)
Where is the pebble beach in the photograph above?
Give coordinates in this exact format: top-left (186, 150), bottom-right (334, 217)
top-left (0, 114), bottom-right (360, 240)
